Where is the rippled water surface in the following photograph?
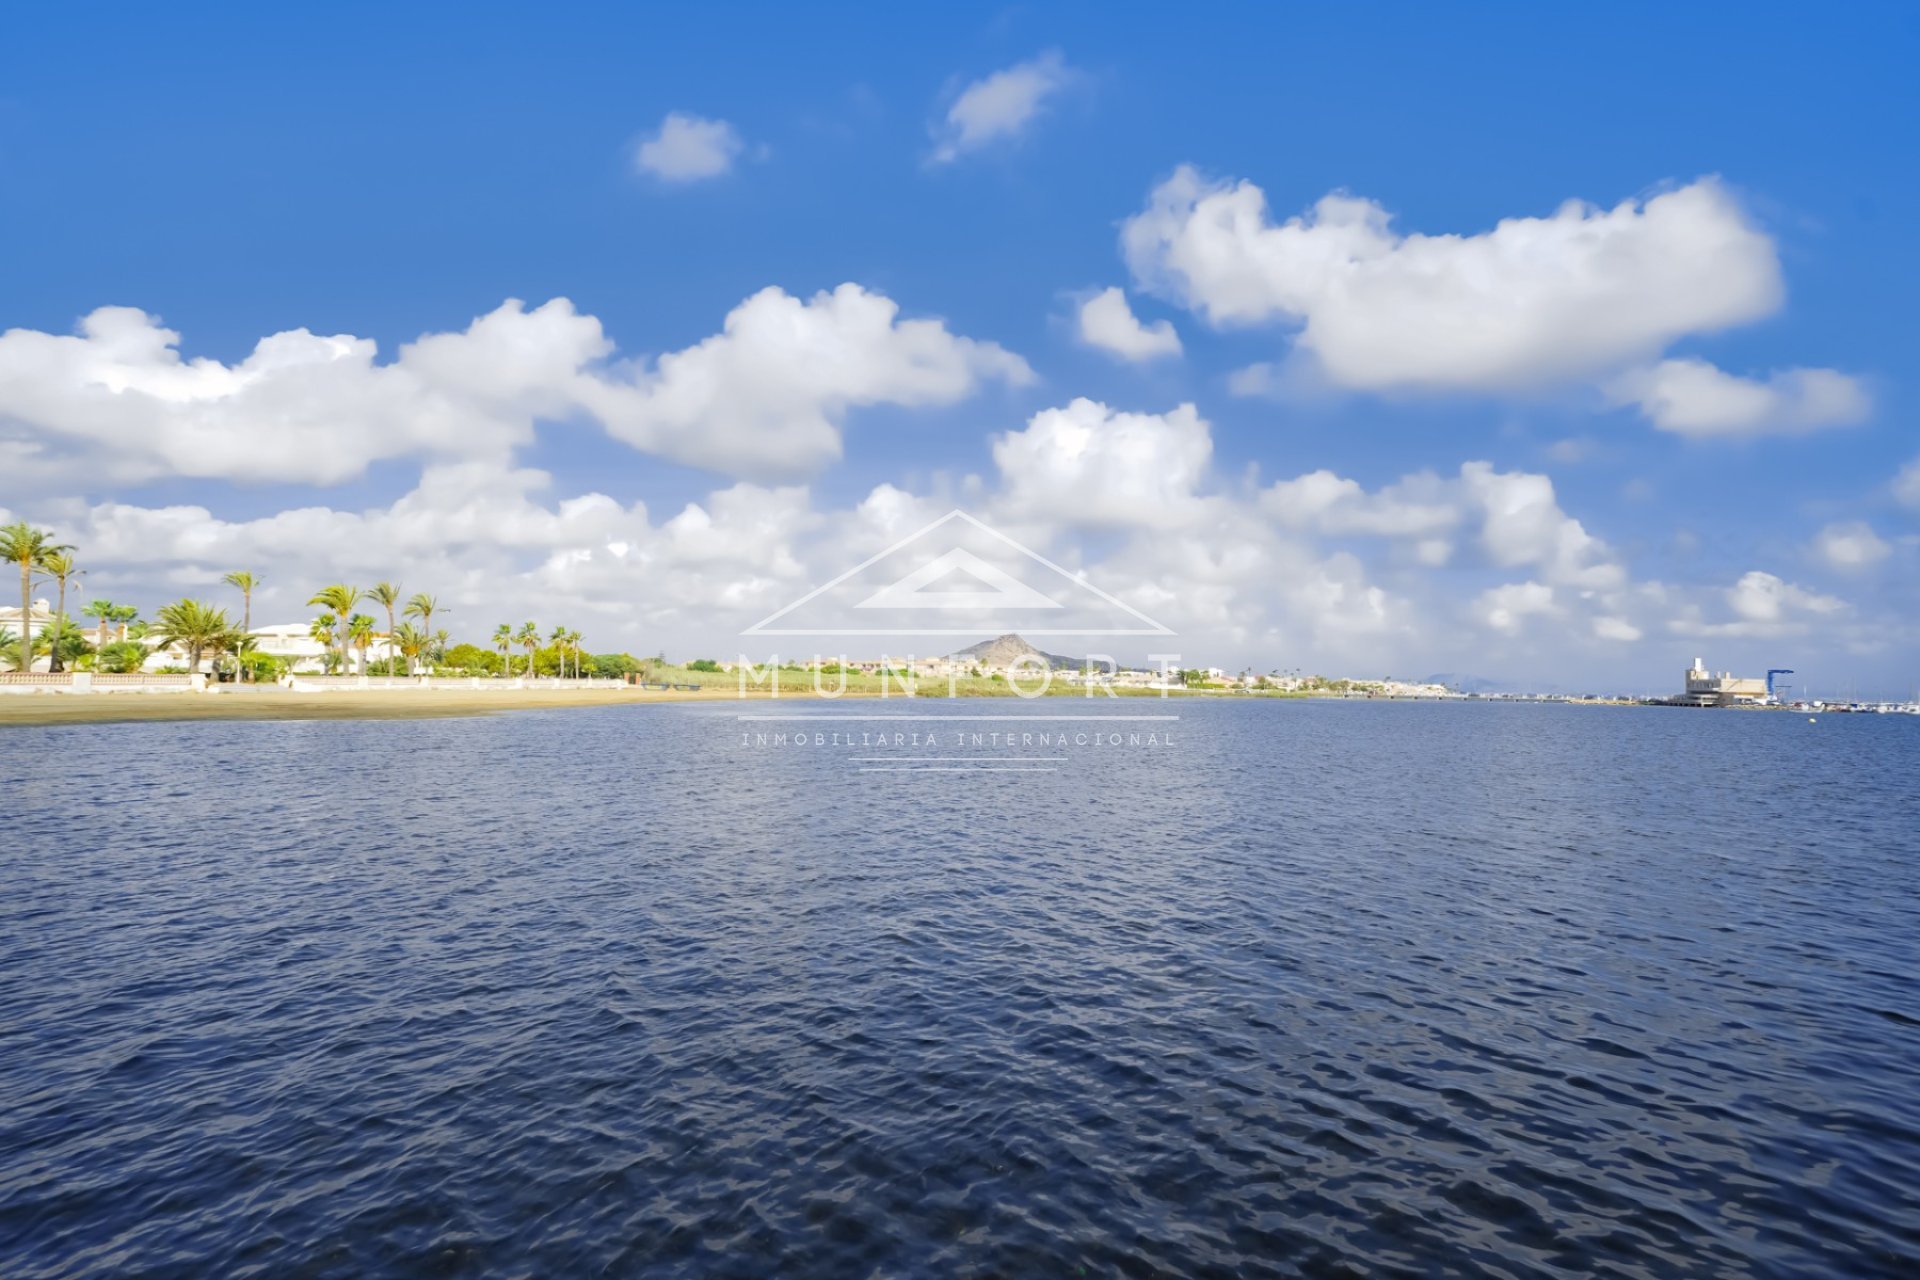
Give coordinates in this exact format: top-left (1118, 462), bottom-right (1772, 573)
top-left (4, 700), bottom-right (1919, 1277)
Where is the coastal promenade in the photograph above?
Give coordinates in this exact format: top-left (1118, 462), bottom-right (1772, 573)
top-left (0, 681), bottom-right (754, 726)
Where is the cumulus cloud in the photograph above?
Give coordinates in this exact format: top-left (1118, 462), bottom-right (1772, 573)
top-left (0, 287), bottom-right (1030, 490)
top-left (1895, 456), bottom-right (1920, 510)
top-left (1460, 462), bottom-right (1624, 591)
top-left (1812, 521), bottom-right (1891, 571)
top-left (1728, 570), bottom-right (1844, 624)
top-left (0, 301), bottom-right (594, 487)
top-left (990, 399), bottom-right (1211, 529)
top-left (1225, 362), bottom-right (1280, 398)
top-left (20, 364), bottom-right (1893, 683)
top-left (1666, 570), bottom-right (1848, 642)
top-left (68, 461), bottom-right (823, 637)
top-left (634, 112), bottom-right (745, 182)
top-left (929, 51), bottom-right (1076, 164)
top-left (1478, 581), bottom-right (1558, 634)
top-left (1118, 169), bottom-right (1863, 428)
top-left (1593, 616), bottom-right (1644, 643)
top-left (581, 285), bottom-right (1032, 476)
top-left (1075, 288), bottom-right (1181, 361)
top-left (1260, 469), bottom-right (1459, 539)
top-left (1612, 358), bottom-right (1869, 437)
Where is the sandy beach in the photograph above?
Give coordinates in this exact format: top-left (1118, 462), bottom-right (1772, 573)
top-left (0, 685), bottom-right (771, 727)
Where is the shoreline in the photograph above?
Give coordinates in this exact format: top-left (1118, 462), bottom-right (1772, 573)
top-left (0, 684), bottom-right (1662, 728)
top-left (0, 685), bottom-right (759, 727)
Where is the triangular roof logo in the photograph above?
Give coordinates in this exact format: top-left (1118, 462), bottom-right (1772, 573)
top-left (744, 510), bottom-right (1172, 637)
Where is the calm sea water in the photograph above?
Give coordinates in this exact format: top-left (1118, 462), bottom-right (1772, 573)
top-left (3, 700), bottom-right (1918, 1277)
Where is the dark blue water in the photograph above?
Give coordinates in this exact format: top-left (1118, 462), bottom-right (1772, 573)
top-left (4, 700), bottom-right (1918, 1277)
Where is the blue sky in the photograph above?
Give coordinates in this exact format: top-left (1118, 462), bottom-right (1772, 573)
top-left (2, 3), bottom-right (1915, 692)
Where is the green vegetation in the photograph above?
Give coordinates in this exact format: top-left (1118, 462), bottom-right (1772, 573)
top-left (306, 584), bottom-right (363, 673)
top-left (2, 520), bottom-right (74, 672)
top-left (147, 600), bottom-right (235, 675)
top-left (94, 639), bottom-right (149, 674)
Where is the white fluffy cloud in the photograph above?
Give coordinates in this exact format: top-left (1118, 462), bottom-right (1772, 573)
top-left (16, 379), bottom-right (1886, 683)
top-left (1260, 469), bottom-right (1458, 540)
top-left (0, 301), bottom-right (590, 487)
top-left (582, 285), bottom-right (1032, 476)
top-left (1075, 288), bottom-right (1181, 361)
top-left (1895, 456), bottom-right (1920, 510)
top-left (1592, 616), bottom-right (1644, 643)
top-left (1123, 170), bottom-right (1781, 391)
top-left (0, 287), bottom-right (1030, 490)
top-left (1478, 581), bottom-right (1558, 634)
top-left (1612, 359), bottom-right (1869, 437)
top-left (66, 461), bottom-right (822, 638)
top-left (1225, 362), bottom-right (1280, 398)
top-left (634, 112), bottom-right (745, 182)
top-left (1262, 462), bottom-right (1621, 589)
top-left (1728, 570), bottom-right (1845, 624)
top-left (991, 399), bottom-right (1211, 529)
top-left (1119, 168), bottom-right (1874, 437)
top-left (1812, 521), bottom-right (1891, 571)
top-left (929, 51), bottom-right (1075, 164)
top-left (1460, 462), bottom-right (1624, 591)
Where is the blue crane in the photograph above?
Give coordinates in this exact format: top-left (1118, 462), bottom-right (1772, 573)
top-left (1767, 668), bottom-right (1794, 699)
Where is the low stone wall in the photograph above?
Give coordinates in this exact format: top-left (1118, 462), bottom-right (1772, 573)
top-left (287, 676), bottom-right (622, 693)
top-left (2, 672), bottom-right (624, 696)
top-left (0, 673), bottom-right (201, 695)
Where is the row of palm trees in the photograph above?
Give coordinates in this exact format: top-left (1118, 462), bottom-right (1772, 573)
top-left (303, 582), bottom-right (453, 677)
top-left (3, 521), bottom-right (82, 673)
top-left (490, 621), bottom-right (588, 679)
top-left (300, 584), bottom-right (589, 679)
top-left (3, 520), bottom-right (596, 680)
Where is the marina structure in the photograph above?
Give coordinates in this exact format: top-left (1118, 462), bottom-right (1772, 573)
top-left (1674, 657), bottom-right (1773, 707)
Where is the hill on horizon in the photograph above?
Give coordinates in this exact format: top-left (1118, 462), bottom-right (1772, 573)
top-left (949, 633), bottom-right (1087, 671)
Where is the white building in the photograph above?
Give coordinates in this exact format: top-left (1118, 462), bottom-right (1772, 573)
top-left (240, 623), bottom-right (336, 673)
top-left (0, 598), bottom-right (58, 671)
top-left (140, 623), bottom-right (398, 674)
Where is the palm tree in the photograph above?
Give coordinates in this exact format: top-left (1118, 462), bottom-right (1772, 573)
top-left (564, 628), bottom-right (585, 678)
top-left (1, 521), bottom-right (73, 672)
top-left (347, 613), bottom-right (376, 675)
top-left (222, 571), bottom-right (259, 678)
top-left (84, 599), bottom-right (118, 646)
top-left (37, 551), bottom-right (82, 673)
top-left (149, 599), bottom-right (233, 675)
top-left (493, 623), bottom-right (512, 678)
top-left (369, 582), bottom-right (401, 670)
top-left (309, 613), bottom-right (340, 673)
top-left (390, 622), bottom-right (428, 677)
top-left (222, 570), bottom-right (259, 633)
top-left (306, 584), bottom-right (362, 672)
top-left (516, 621), bottom-right (540, 678)
top-left (403, 592), bottom-right (444, 637)
top-left (430, 629), bottom-right (450, 671)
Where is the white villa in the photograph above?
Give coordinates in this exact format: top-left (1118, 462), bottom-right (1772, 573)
top-left (0, 599), bottom-right (58, 671)
top-left (143, 622), bottom-right (399, 674)
top-left (3, 600), bottom-right (398, 674)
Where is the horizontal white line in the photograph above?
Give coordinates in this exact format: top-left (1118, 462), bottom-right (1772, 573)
top-left (856, 767), bottom-right (1059, 773)
top-left (736, 714), bottom-right (1178, 721)
top-left (743, 630), bottom-right (1172, 636)
top-left (848, 756), bottom-right (1065, 762)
